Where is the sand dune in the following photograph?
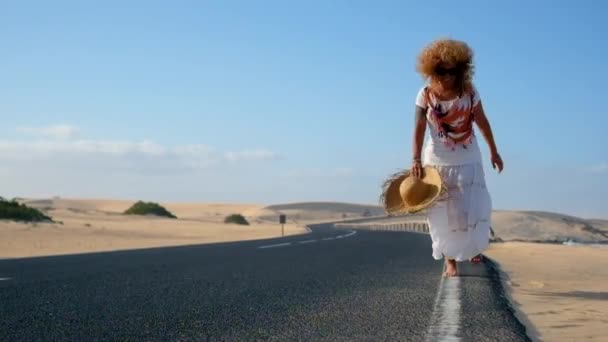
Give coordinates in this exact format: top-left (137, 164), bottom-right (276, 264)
top-left (1, 199), bottom-right (395, 259)
top-left (22, 198), bottom-right (264, 220)
top-left (257, 202), bottom-right (385, 223)
top-left (265, 201), bottom-right (383, 215)
top-left (316, 206), bottom-right (608, 244)
top-left (1, 199), bottom-right (393, 259)
top-left (9, 198), bottom-right (608, 257)
top-left (1, 198), bottom-right (308, 259)
top-left (491, 210), bottom-right (608, 243)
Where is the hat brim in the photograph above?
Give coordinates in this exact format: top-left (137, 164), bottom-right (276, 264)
top-left (380, 166), bottom-right (444, 215)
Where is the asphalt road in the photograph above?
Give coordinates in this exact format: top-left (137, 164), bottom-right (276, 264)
top-left (0, 223), bottom-right (530, 341)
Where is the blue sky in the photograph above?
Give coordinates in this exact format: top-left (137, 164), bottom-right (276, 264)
top-left (1, 1), bottom-right (607, 218)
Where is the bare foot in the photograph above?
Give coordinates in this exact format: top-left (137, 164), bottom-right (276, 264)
top-left (470, 254), bottom-right (483, 264)
top-left (443, 258), bottom-right (458, 277)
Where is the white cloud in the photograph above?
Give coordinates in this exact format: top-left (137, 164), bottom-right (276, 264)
top-left (16, 124), bottom-right (81, 140)
top-left (224, 149), bottom-right (281, 162)
top-left (174, 144), bottom-right (215, 158)
top-left (0, 140), bottom-right (169, 158)
top-left (1, 124), bottom-right (370, 203)
top-left (0, 137), bottom-right (280, 171)
top-left (589, 162), bottom-right (608, 173)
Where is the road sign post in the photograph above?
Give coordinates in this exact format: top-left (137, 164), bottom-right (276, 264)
top-left (279, 214), bottom-right (286, 237)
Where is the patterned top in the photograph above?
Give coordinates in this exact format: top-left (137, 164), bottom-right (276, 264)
top-left (415, 85), bottom-right (483, 165)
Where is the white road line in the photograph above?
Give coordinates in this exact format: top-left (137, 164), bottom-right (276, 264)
top-left (426, 276), bottom-right (462, 342)
top-left (257, 230), bottom-right (357, 249)
top-left (341, 231), bottom-right (357, 238)
top-left (333, 230), bottom-right (357, 239)
top-left (257, 242), bottom-right (292, 249)
top-left (0, 277), bottom-right (12, 281)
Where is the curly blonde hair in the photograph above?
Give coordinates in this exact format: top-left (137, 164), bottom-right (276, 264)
top-left (416, 38), bottom-right (475, 91)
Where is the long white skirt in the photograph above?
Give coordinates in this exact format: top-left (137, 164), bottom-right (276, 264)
top-left (424, 163), bottom-right (492, 262)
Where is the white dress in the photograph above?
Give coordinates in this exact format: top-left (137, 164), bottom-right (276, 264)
top-left (415, 85), bottom-right (493, 261)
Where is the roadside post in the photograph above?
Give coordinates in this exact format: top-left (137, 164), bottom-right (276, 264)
top-left (279, 214), bottom-right (286, 237)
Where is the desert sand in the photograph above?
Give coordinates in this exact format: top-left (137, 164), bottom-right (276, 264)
top-left (491, 210), bottom-right (608, 243)
top-left (0, 198), bottom-right (384, 259)
top-left (485, 242), bottom-right (608, 342)
top-left (0, 198), bottom-right (312, 259)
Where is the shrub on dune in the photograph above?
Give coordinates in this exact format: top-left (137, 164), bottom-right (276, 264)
top-left (124, 201), bottom-right (177, 219)
top-left (224, 214), bottom-right (249, 225)
top-left (0, 198), bottom-right (52, 222)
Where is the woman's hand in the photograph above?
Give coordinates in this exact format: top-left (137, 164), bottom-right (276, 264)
top-left (473, 101), bottom-right (503, 174)
top-left (411, 159), bottom-right (423, 178)
top-left (491, 152), bottom-right (503, 173)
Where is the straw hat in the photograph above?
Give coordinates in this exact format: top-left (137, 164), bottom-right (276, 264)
top-left (380, 166), bottom-right (444, 215)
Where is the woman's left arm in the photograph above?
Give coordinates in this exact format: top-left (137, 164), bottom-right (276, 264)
top-left (473, 101), bottom-right (504, 173)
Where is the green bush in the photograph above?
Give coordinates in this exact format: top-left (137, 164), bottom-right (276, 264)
top-left (0, 198), bottom-right (52, 222)
top-left (124, 201), bottom-right (177, 219)
top-left (224, 214), bottom-right (249, 225)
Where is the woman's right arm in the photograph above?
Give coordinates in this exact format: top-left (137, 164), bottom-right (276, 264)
top-left (411, 105), bottom-right (427, 178)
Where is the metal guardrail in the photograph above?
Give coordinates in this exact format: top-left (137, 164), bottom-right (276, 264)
top-left (334, 221), bottom-right (429, 234)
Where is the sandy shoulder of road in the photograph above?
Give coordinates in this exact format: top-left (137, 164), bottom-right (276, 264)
top-left (484, 242), bottom-right (608, 342)
top-left (0, 200), bottom-right (310, 259)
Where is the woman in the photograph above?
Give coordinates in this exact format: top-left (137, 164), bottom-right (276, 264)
top-left (411, 39), bottom-right (503, 277)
